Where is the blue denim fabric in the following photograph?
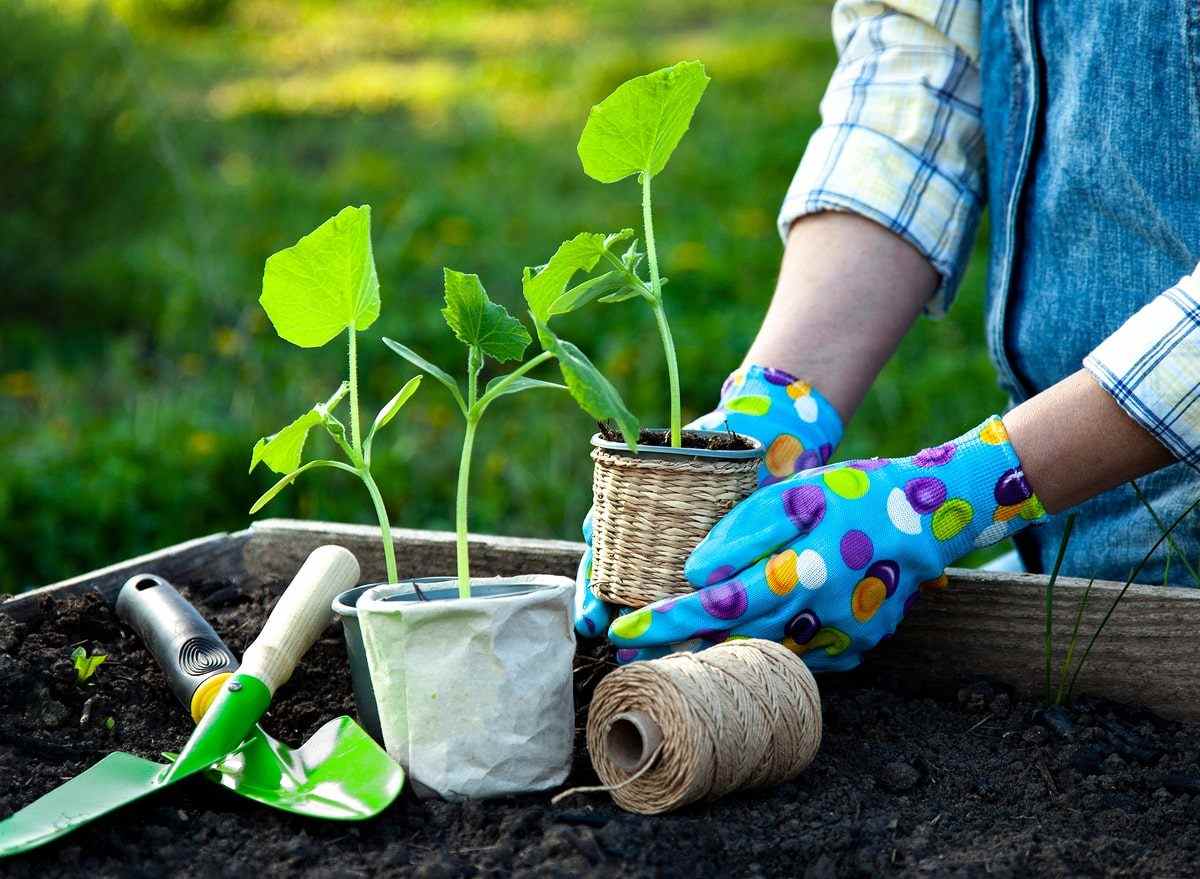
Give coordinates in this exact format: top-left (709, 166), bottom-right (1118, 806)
top-left (980, 0), bottom-right (1200, 583)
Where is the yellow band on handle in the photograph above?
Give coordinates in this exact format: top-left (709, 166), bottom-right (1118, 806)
top-left (190, 672), bottom-right (233, 723)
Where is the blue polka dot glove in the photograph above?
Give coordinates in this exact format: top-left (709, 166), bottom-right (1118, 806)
top-left (606, 416), bottom-right (1048, 668)
top-left (574, 364), bottom-right (844, 637)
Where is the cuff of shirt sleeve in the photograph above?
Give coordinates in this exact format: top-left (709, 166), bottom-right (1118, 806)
top-left (1083, 270), bottom-right (1200, 467)
top-left (777, 124), bottom-right (983, 317)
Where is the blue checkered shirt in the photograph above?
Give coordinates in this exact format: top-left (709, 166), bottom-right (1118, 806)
top-left (778, 0), bottom-right (1200, 466)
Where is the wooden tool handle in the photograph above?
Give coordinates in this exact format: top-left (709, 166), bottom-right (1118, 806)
top-left (239, 545), bottom-right (360, 694)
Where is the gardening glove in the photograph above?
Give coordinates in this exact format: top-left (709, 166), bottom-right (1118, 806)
top-left (574, 364), bottom-right (844, 637)
top-left (607, 416), bottom-right (1048, 667)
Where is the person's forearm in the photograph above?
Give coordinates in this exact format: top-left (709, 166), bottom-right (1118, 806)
top-left (1003, 370), bottom-right (1175, 514)
top-left (744, 212), bottom-right (938, 423)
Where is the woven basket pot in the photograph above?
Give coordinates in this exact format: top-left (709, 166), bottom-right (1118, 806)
top-left (590, 430), bottom-right (764, 608)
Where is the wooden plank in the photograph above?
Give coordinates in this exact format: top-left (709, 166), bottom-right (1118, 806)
top-left (240, 518), bottom-right (583, 587)
top-left (0, 531), bottom-right (248, 623)
top-left (6, 518), bottom-right (1200, 719)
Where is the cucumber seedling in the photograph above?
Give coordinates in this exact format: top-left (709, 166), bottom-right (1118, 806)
top-left (249, 205), bottom-right (422, 585)
top-left (385, 248), bottom-right (641, 599)
top-left (576, 60), bottom-right (710, 447)
top-left (71, 646), bottom-right (107, 684)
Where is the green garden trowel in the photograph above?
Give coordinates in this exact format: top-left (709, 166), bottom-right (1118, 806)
top-left (114, 570), bottom-right (403, 822)
top-left (0, 546), bottom-right (398, 858)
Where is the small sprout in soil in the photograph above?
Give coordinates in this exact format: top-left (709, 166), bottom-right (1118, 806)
top-left (385, 257), bottom-right (638, 598)
top-left (249, 205), bottom-right (422, 585)
top-left (105, 716), bottom-right (115, 731)
top-left (71, 646), bottom-right (107, 683)
top-left (577, 60), bottom-right (710, 447)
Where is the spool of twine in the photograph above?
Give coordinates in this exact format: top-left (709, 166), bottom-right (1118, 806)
top-left (578, 639), bottom-right (822, 815)
top-left (590, 447), bottom-right (758, 608)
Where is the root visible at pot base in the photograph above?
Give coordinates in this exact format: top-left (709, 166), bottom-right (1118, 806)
top-left (574, 639), bottom-right (822, 815)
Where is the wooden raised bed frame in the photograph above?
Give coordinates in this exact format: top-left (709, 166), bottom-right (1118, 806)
top-left (4, 518), bottom-right (1196, 720)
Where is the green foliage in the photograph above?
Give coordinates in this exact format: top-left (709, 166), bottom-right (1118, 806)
top-left (3, 0), bottom-right (1012, 594)
top-left (72, 646), bottom-right (108, 684)
top-left (260, 206), bottom-right (381, 349)
top-left (578, 60), bottom-right (710, 183)
top-left (0, 1), bottom-right (169, 329)
top-left (441, 269), bottom-right (531, 363)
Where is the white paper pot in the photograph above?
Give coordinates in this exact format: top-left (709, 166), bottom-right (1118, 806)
top-left (357, 575), bottom-right (575, 800)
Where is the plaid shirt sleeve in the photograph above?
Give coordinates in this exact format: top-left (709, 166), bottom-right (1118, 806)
top-left (778, 0), bottom-right (984, 315)
top-left (1084, 269), bottom-right (1200, 468)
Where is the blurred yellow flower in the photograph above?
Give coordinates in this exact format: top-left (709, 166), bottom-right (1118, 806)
top-left (213, 328), bottom-right (240, 357)
top-left (187, 432), bottom-right (218, 457)
top-left (1, 371), bottom-right (36, 399)
top-left (670, 241), bottom-right (709, 271)
top-left (437, 216), bottom-right (471, 247)
top-left (180, 354), bottom-right (204, 377)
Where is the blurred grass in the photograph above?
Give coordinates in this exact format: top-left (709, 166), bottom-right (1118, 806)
top-left (0, 0), bottom-right (1005, 592)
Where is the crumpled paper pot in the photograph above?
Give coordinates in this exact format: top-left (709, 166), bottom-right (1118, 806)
top-left (357, 575), bottom-right (575, 800)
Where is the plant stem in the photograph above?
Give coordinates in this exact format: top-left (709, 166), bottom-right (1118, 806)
top-left (348, 329), bottom-right (362, 455)
top-left (1043, 513), bottom-right (1075, 704)
top-left (1130, 480), bottom-right (1200, 586)
top-left (641, 173), bottom-right (681, 447)
top-left (1055, 578), bottom-right (1093, 706)
top-left (360, 468), bottom-right (398, 584)
top-left (1067, 491), bottom-right (1200, 700)
top-left (455, 415), bottom-right (479, 599)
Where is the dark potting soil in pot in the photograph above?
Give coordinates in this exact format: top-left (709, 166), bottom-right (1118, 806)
top-left (2, 583), bottom-right (1199, 878)
top-left (597, 423), bottom-right (756, 452)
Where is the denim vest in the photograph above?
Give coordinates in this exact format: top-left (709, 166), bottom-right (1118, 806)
top-left (980, 0), bottom-right (1200, 582)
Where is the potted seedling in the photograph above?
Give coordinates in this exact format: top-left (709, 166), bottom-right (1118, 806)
top-left (248, 205), bottom-right (423, 740)
top-left (253, 205), bottom-right (636, 798)
top-left (574, 60), bottom-right (765, 608)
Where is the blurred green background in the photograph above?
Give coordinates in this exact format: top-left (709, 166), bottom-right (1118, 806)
top-left (0, 0), bottom-right (1004, 593)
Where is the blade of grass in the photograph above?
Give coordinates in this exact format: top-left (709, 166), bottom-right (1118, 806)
top-left (1054, 577), bottom-right (1093, 706)
top-left (1067, 492), bottom-right (1200, 701)
top-left (1131, 480), bottom-right (1200, 586)
top-left (1044, 514), bottom-right (1076, 704)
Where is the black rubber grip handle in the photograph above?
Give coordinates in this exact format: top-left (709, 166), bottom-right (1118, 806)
top-left (115, 574), bottom-right (239, 713)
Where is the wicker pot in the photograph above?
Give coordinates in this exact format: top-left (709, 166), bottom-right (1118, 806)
top-left (590, 430), bottom-right (764, 608)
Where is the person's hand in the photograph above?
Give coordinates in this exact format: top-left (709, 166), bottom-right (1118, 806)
top-left (606, 416), bottom-right (1047, 666)
top-left (573, 364), bottom-right (844, 637)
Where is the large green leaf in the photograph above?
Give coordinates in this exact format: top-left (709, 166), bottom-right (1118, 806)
top-left (250, 407), bottom-right (324, 475)
top-left (441, 268), bottom-right (531, 362)
top-left (577, 60), bottom-right (710, 184)
top-left (537, 321), bottom-right (638, 449)
top-left (260, 205), bottom-right (381, 348)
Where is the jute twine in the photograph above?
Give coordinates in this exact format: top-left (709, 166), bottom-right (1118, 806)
top-left (590, 447), bottom-right (758, 607)
top-left (575, 639), bottom-right (822, 815)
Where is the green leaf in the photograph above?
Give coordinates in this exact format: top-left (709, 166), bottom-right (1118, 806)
top-left (248, 459), bottom-right (351, 515)
top-left (260, 205), bottom-right (381, 348)
top-left (482, 375), bottom-right (567, 404)
top-left (577, 60), bottom-right (710, 184)
top-left (441, 268), bottom-right (531, 362)
top-left (523, 232), bottom-right (615, 322)
top-left (250, 407), bottom-right (324, 476)
top-left (371, 374), bottom-right (423, 436)
top-left (382, 338), bottom-right (468, 416)
top-left (536, 321), bottom-right (639, 449)
top-left (72, 647), bottom-right (107, 683)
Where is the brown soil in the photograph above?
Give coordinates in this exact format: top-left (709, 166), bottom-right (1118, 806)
top-left (598, 423), bottom-right (757, 452)
top-left (2, 583), bottom-right (1199, 878)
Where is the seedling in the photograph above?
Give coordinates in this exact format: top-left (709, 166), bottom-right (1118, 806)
top-left (71, 646), bottom-right (106, 684)
top-left (576, 60), bottom-right (710, 447)
top-left (249, 205), bottom-right (422, 585)
top-left (385, 254), bottom-right (639, 598)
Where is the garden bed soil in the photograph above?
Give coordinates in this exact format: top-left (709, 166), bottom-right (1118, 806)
top-left (598, 424), bottom-right (756, 452)
top-left (3, 580), bottom-right (1199, 878)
